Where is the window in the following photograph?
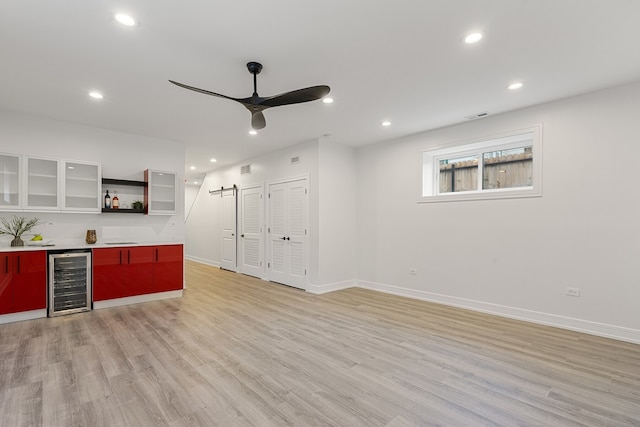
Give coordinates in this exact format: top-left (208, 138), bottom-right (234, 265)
top-left (420, 125), bottom-right (542, 202)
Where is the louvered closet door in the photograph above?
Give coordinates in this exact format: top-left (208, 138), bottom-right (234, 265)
top-left (268, 178), bottom-right (307, 289)
top-left (239, 185), bottom-right (263, 278)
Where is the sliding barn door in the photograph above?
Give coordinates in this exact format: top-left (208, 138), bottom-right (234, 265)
top-left (268, 178), bottom-right (308, 289)
top-left (239, 185), bottom-right (264, 278)
top-left (220, 189), bottom-right (237, 272)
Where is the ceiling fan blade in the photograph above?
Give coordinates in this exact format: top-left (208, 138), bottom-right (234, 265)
top-left (261, 85), bottom-right (330, 108)
top-left (168, 80), bottom-right (239, 102)
top-left (251, 111), bottom-right (266, 130)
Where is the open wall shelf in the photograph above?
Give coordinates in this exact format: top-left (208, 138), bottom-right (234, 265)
top-left (101, 177), bottom-right (147, 214)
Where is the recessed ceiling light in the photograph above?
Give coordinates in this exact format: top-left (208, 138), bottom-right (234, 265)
top-left (194, 181), bottom-right (199, 185)
top-left (115, 13), bottom-right (137, 27)
top-left (464, 32), bottom-right (483, 44)
top-left (381, 121), bottom-right (391, 127)
top-left (508, 82), bottom-right (524, 90)
top-left (210, 158), bottom-right (217, 163)
top-left (249, 130), bottom-right (257, 135)
top-left (89, 91), bottom-right (103, 99)
top-left (322, 97), bottom-right (334, 104)
top-left (190, 166), bottom-right (196, 170)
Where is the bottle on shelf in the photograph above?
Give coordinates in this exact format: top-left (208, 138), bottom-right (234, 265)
top-left (112, 191), bottom-right (119, 209)
top-left (104, 190), bottom-right (111, 209)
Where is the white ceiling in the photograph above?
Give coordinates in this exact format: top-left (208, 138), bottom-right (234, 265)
top-left (2, 1), bottom-right (639, 182)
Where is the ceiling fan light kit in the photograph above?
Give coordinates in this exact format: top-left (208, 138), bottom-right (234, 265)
top-left (169, 62), bottom-right (331, 130)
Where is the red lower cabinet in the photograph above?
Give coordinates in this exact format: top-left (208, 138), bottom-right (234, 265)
top-left (0, 250), bottom-right (46, 314)
top-left (153, 245), bottom-right (183, 292)
top-left (0, 255), bottom-right (11, 314)
top-left (93, 247), bottom-right (124, 301)
top-left (93, 244), bottom-right (182, 301)
top-left (93, 246), bottom-right (154, 301)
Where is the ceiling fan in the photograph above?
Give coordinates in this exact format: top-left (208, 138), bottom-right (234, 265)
top-left (169, 62), bottom-right (330, 130)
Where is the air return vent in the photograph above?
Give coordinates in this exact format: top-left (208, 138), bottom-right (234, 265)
top-left (464, 111), bottom-right (489, 120)
top-left (240, 164), bottom-right (251, 175)
top-left (291, 156), bottom-right (300, 164)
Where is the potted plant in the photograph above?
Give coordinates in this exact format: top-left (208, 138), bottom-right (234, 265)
top-left (0, 216), bottom-right (41, 247)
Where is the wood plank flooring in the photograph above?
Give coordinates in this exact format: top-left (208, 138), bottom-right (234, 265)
top-left (1, 260), bottom-right (639, 426)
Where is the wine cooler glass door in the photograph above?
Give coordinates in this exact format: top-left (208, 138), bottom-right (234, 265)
top-left (48, 252), bottom-right (92, 317)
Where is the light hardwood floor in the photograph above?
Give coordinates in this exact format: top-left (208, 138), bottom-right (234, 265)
top-left (1, 261), bottom-right (639, 426)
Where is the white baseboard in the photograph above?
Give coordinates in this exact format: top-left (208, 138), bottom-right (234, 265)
top-left (0, 309), bottom-right (47, 325)
top-left (185, 255), bottom-right (220, 268)
top-left (307, 280), bottom-right (357, 295)
top-left (93, 290), bottom-right (183, 310)
top-left (356, 280), bottom-right (640, 345)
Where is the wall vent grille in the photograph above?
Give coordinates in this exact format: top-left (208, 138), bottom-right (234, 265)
top-left (240, 164), bottom-right (251, 175)
top-left (291, 156), bottom-right (300, 164)
top-left (464, 111), bottom-right (489, 120)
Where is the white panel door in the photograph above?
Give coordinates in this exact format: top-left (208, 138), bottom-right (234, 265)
top-left (239, 185), bottom-right (263, 278)
top-left (268, 178), bottom-right (307, 289)
top-left (220, 189), bottom-right (237, 271)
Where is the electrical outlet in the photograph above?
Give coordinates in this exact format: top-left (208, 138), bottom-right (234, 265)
top-left (409, 268), bottom-right (417, 275)
top-left (565, 287), bottom-right (581, 297)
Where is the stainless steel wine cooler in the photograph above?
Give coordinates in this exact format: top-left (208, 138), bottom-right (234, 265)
top-left (48, 250), bottom-right (92, 317)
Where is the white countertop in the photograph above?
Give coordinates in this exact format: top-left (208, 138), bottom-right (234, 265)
top-left (0, 241), bottom-right (183, 252)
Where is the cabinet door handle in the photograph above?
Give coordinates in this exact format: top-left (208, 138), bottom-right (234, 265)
top-left (155, 248), bottom-right (159, 263)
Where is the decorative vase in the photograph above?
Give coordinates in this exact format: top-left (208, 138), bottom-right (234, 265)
top-left (10, 236), bottom-right (24, 247)
top-left (86, 230), bottom-right (97, 244)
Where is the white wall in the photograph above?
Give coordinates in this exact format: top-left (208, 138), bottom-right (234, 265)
top-left (356, 81), bottom-right (640, 343)
top-left (0, 109), bottom-right (185, 245)
top-left (311, 138), bottom-right (357, 292)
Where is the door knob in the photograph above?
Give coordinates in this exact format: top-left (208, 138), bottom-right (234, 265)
top-left (286, 237), bottom-right (290, 241)
top-left (281, 236), bottom-right (286, 240)
top-left (241, 234), bottom-right (244, 238)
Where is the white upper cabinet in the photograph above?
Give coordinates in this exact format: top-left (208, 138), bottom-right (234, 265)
top-left (1, 154), bottom-right (101, 212)
top-left (145, 169), bottom-right (177, 215)
top-left (0, 153), bottom-right (21, 210)
top-left (63, 160), bottom-right (101, 212)
top-left (24, 156), bottom-right (60, 211)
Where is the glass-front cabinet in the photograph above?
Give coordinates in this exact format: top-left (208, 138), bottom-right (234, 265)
top-left (145, 169), bottom-right (177, 215)
top-left (63, 160), bottom-right (101, 212)
top-left (25, 156), bottom-right (60, 211)
top-left (0, 153), bottom-right (21, 210)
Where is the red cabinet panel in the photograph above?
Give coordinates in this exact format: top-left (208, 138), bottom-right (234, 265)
top-left (126, 246), bottom-right (154, 296)
top-left (12, 251), bottom-right (47, 312)
top-left (93, 247), bottom-right (126, 301)
top-left (0, 250), bottom-right (46, 314)
top-left (153, 245), bottom-right (183, 292)
top-left (0, 254), bottom-right (12, 314)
